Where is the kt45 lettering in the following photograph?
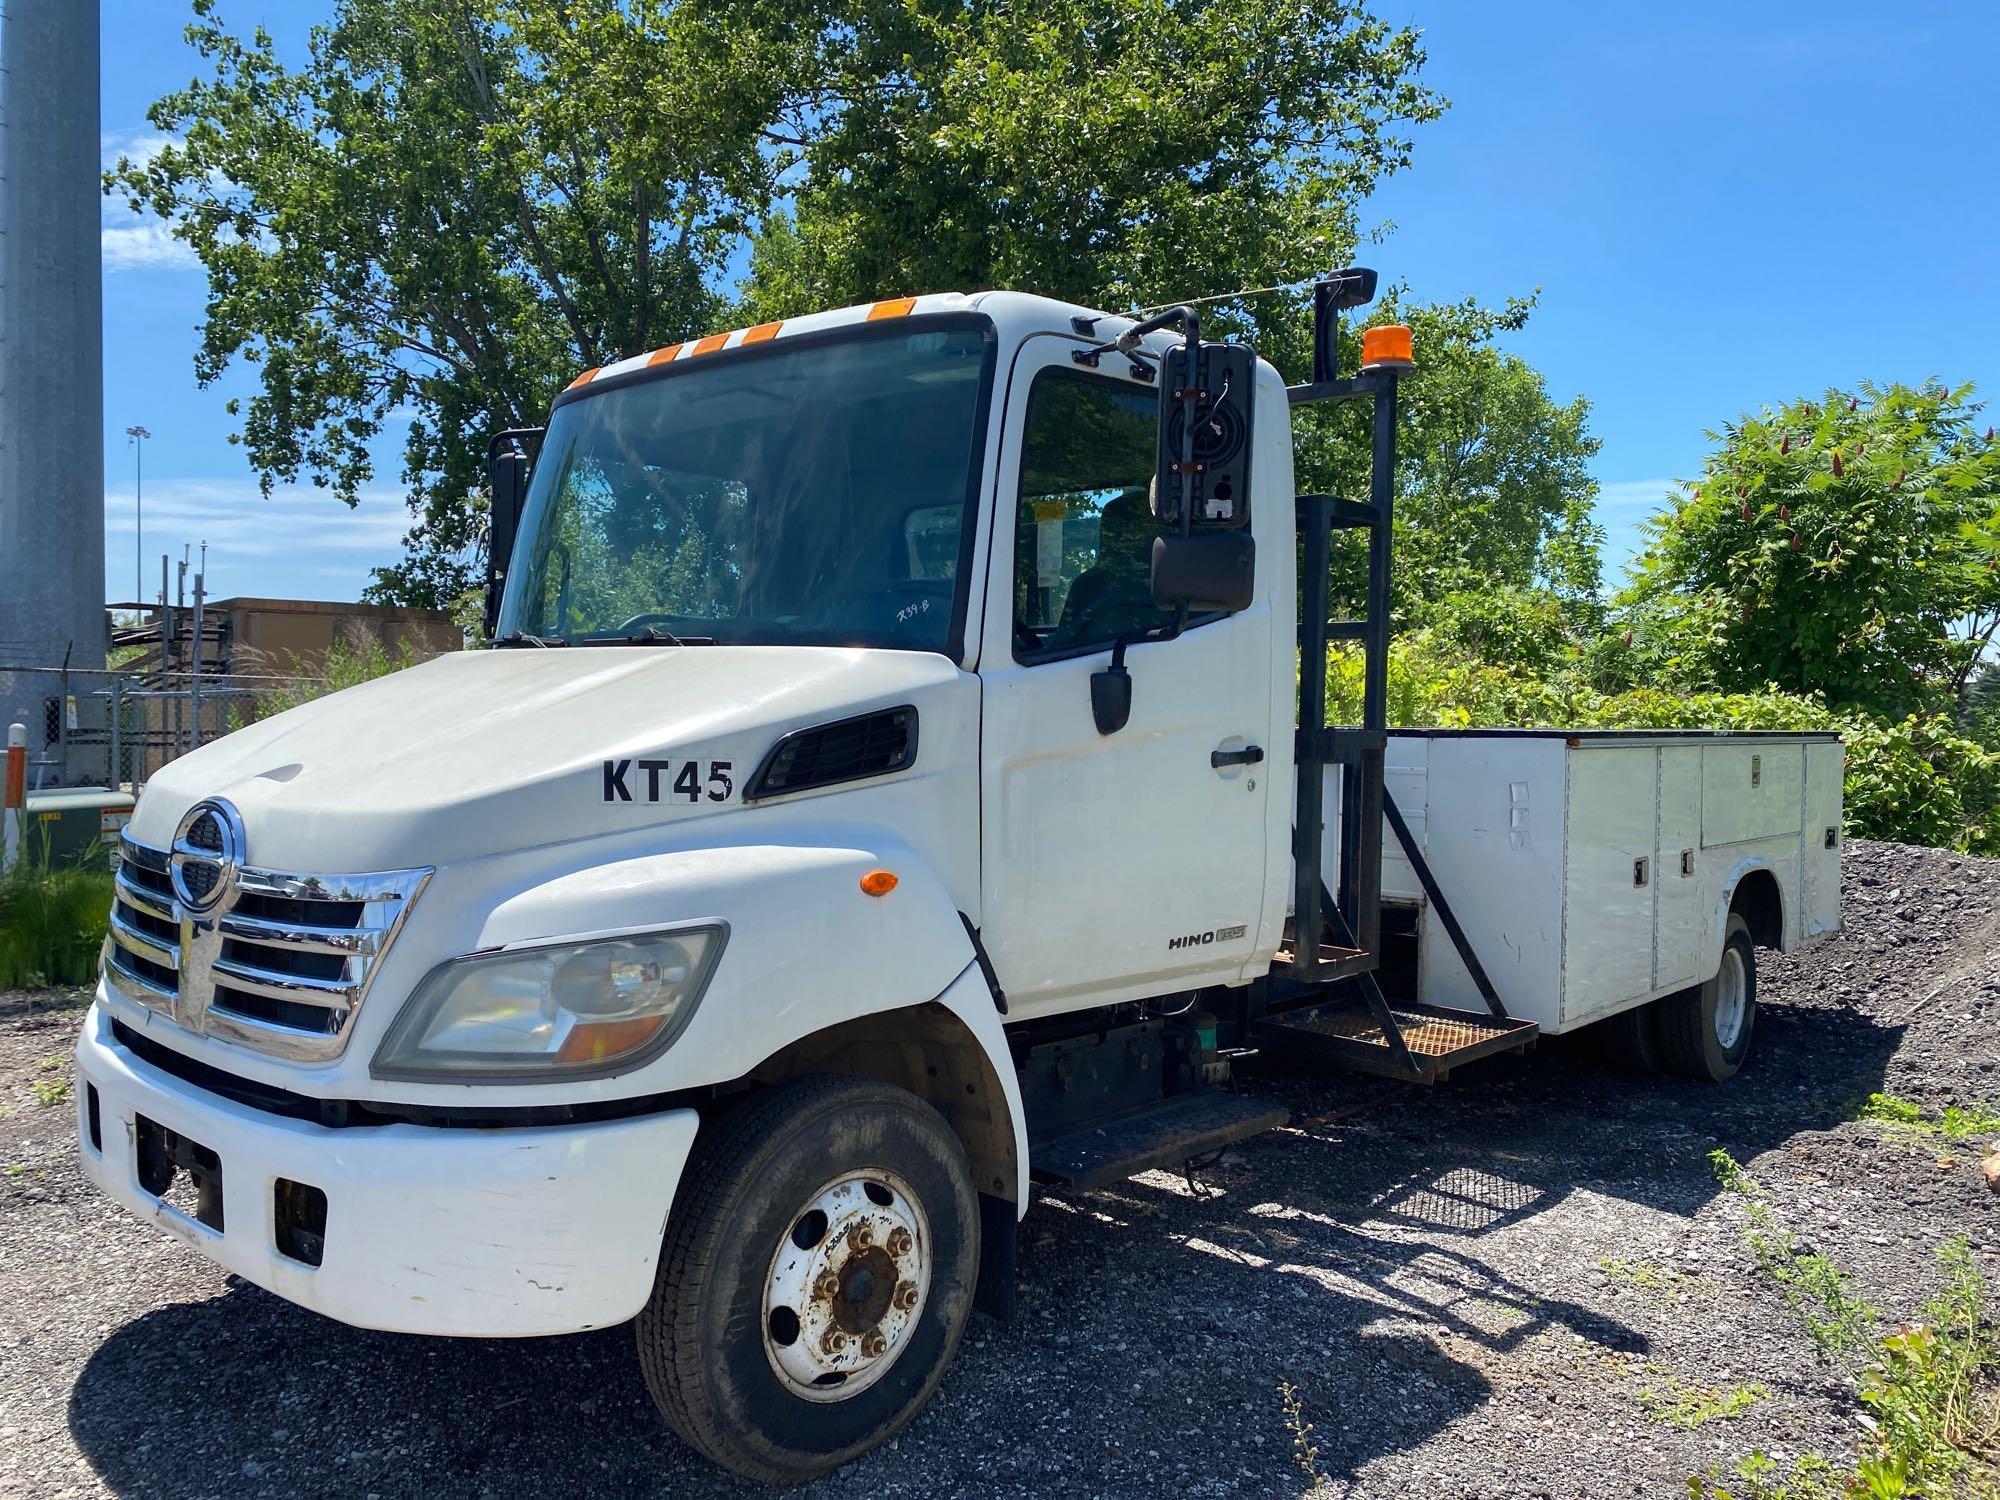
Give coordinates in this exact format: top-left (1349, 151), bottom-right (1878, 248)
top-left (603, 758), bottom-right (733, 804)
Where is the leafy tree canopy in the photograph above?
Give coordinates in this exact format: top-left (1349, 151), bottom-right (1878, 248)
top-left (1276, 294), bottom-right (1601, 659)
top-left (1383, 296), bottom-right (1602, 619)
top-left (1610, 383), bottom-right (2000, 720)
top-left (116, 0), bottom-right (1445, 605)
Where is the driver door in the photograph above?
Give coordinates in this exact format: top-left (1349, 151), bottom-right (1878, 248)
top-left (976, 335), bottom-right (1278, 1019)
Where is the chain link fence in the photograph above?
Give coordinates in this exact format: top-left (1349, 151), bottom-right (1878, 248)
top-left (0, 663), bottom-right (328, 792)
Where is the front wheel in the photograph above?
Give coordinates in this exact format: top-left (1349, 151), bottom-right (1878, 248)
top-left (1657, 912), bottom-right (1758, 1081)
top-left (636, 1075), bottom-right (979, 1483)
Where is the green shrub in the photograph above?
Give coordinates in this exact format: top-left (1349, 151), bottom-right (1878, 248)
top-left (0, 837), bottom-right (114, 989)
top-left (234, 636), bottom-right (420, 727)
top-left (1701, 1152), bottom-right (2000, 1499)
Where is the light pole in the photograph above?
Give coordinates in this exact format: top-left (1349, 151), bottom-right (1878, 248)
top-left (125, 425), bottom-right (150, 600)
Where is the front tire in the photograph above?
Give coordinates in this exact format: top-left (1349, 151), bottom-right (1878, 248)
top-left (636, 1075), bottom-right (979, 1484)
top-left (1658, 912), bottom-right (1757, 1081)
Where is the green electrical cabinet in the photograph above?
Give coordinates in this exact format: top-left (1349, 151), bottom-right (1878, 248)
top-left (22, 789), bottom-right (135, 870)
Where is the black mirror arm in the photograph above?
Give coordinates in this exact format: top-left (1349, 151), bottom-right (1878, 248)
top-left (1075, 303), bottom-right (1207, 533)
top-left (486, 426), bottom-right (545, 463)
top-left (1089, 619), bottom-right (1183, 737)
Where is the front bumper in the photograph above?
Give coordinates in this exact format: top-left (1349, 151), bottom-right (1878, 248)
top-left (74, 999), bottom-right (699, 1337)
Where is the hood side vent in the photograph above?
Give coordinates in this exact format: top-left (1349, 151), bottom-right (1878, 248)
top-left (746, 706), bottom-right (918, 802)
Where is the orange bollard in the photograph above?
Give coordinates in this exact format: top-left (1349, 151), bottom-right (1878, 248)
top-left (3, 723), bottom-right (24, 810)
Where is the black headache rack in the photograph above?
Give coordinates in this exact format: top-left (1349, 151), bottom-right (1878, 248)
top-left (1250, 268), bottom-right (1539, 1081)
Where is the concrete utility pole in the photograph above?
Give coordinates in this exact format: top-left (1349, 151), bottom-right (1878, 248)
top-left (0, 0), bottom-right (108, 761)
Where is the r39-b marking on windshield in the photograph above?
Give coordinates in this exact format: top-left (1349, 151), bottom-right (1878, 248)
top-left (602, 759), bottom-right (733, 804)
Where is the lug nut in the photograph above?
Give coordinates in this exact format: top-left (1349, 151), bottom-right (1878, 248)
top-left (892, 1281), bottom-right (919, 1312)
top-left (886, 1227), bottom-right (913, 1257)
top-left (820, 1328), bottom-right (848, 1355)
top-left (848, 1223), bottom-right (874, 1250)
top-left (813, 1272), bottom-right (840, 1300)
top-left (860, 1330), bottom-right (888, 1359)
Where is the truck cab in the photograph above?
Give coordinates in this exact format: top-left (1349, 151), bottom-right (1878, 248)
top-left (75, 280), bottom-right (1838, 1484)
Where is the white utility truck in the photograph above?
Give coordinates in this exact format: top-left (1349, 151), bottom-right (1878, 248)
top-left (76, 270), bottom-right (1843, 1483)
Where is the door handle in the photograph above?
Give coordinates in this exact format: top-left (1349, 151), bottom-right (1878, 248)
top-left (1211, 744), bottom-right (1265, 769)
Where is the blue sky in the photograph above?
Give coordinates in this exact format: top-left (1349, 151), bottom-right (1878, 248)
top-left (98, 1), bottom-right (2000, 604)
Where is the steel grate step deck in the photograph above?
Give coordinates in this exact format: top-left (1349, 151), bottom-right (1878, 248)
top-left (1029, 1090), bottom-right (1291, 1192)
top-left (1253, 1001), bottom-right (1538, 1082)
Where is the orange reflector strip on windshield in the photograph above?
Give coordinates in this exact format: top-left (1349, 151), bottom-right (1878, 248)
top-left (646, 343), bottom-right (683, 366)
top-left (565, 368), bottom-right (599, 390)
top-left (867, 297), bottom-right (917, 320)
top-left (741, 321), bottom-right (782, 344)
top-left (690, 333), bottom-right (730, 356)
top-left (859, 870), bottom-right (899, 897)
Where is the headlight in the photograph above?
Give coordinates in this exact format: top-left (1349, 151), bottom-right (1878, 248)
top-left (371, 925), bottom-right (725, 1081)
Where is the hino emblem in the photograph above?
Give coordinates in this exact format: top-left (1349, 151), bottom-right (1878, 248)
top-left (1167, 923), bottom-right (1247, 951)
top-left (169, 799), bottom-right (245, 1033)
top-left (171, 799), bottom-right (245, 913)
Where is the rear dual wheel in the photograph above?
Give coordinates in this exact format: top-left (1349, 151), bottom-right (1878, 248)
top-left (636, 1075), bottom-right (979, 1484)
top-left (1609, 912), bottom-right (1758, 1082)
top-left (1657, 913), bottom-right (1757, 1081)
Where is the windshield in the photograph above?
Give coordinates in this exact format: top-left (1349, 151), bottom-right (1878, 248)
top-left (500, 318), bottom-right (993, 654)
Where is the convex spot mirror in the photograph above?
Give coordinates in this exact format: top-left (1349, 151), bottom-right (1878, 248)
top-left (1152, 531), bottom-right (1255, 613)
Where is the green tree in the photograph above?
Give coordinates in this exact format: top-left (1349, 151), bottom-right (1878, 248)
top-left (1388, 296), bottom-right (1602, 620)
top-left (116, 0), bottom-right (1443, 605)
top-left (1965, 659), bottom-right (2000, 750)
top-left (1614, 383), bottom-right (2000, 719)
top-left (1274, 294), bottom-right (1602, 666)
top-left (741, 0), bottom-right (1438, 317)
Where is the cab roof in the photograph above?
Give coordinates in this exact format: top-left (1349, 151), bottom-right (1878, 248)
top-left (558, 290), bottom-right (1180, 396)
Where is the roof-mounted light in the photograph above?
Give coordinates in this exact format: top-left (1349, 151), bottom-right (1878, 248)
top-left (1359, 324), bottom-right (1415, 373)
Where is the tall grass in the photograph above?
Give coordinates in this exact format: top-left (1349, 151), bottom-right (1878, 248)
top-left (241, 637), bottom-right (419, 721)
top-left (0, 832), bottom-right (114, 989)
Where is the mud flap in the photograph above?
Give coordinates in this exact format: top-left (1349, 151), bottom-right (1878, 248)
top-left (972, 1191), bottom-right (1016, 1323)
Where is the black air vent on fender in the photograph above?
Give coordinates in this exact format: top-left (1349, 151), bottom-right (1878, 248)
top-left (745, 706), bottom-right (918, 802)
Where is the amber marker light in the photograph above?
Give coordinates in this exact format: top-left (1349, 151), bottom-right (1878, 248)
top-left (859, 870), bottom-right (900, 897)
top-left (1359, 324), bottom-right (1415, 372)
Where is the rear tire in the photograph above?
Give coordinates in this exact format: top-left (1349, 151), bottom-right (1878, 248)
top-left (1658, 912), bottom-right (1757, 1082)
top-left (636, 1075), bottom-right (979, 1484)
top-left (1603, 998), bottom-right (1663, 1073)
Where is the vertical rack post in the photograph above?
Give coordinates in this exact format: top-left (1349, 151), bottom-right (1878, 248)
top-left (1292, 492), bottom-right (1333, 971)
top-left (1347, 372), bottom-right (1397, 961)
top-left (1284, 266), bottom-right (1406, 986)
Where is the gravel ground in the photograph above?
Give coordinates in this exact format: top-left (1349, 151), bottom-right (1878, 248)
top-left (2, 838), bottom-right (1996, 1498)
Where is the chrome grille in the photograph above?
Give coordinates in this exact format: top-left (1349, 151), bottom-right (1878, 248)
top-left (105, 833), bottom-right (430, 1062)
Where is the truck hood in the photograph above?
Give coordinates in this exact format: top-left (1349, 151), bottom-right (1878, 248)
top-left (130, 646), bottom-right (966, 872)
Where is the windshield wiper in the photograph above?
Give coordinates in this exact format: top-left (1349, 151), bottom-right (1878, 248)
top-left (578, 627), bottom-right (718, 647)
top-left (491, 631), bottom-right (568, 649)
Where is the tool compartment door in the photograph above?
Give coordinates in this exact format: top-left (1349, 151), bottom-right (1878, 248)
top-left (1700, 742), bottom-right (1803, 847)
top-left (1803, 741), bottom-right (1845, 939)
top-left (1560, 745), bottom-right (1659, 1025)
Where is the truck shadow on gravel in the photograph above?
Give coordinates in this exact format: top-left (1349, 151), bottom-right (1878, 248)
top-left (64, 998), bottom-right (1902, 1497)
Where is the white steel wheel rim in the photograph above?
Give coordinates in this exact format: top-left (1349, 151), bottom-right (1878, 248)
top-left (762, 1168), bottom-right (931, 1403)
top-left (1713, 946), bottom-right (1748, 1051)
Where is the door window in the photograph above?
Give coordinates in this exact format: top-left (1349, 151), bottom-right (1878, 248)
top-left (1012, 369), bottom-right (1171, 659)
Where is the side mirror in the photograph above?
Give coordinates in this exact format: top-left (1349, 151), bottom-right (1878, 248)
top-left (484, 431), bottom-right (537, 637)
top-left (1154, 340), bottom-right (1256, 531)
top-left (1152, 530), bottom-right (1255, 614)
